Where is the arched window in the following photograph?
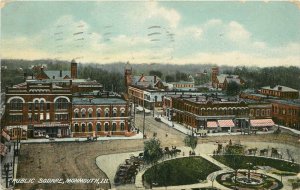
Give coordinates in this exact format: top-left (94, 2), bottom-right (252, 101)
top-left (120, 108), bottom-right (125, 117)
top-left (81, 123), bottom-right (86, 132)
top-left (34, 100), bottom-right (39, 110)
top-left (113, 108), bottom-right (117, 117)
top-left (97, 109), bottom-right (101, 117)
top-left (55, 98), bottom-right (68, 110)
top-left (88, 123), bottom-right (93, 132)
top-left (74, 109), bottom-right (79, 118)
top-left (81, 109), bottom-right (86, 118)
top-left (88, 108), bottom-right (93, 118)
top-left (112, 123), bottom-right (116, 131)
top-left (120, 123), bottom-right (125, 131)
top-left (104, 123), bottom-right (109, 131)
top-left (96, 123), bottom-right (101, 131)
top-left (105, 109), bottom-right (109, 117)
top-left (40, 100), bottom-right (45, 111)
top-left (74, 123), bottom-right (79, 132)
top-left (10, 98), bottom-right (23, 110)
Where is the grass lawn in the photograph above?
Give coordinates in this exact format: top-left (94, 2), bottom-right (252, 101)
top-left (143, 156), bottom-right (221, 187)
top-left (213, 155), bottom-right (299, 173)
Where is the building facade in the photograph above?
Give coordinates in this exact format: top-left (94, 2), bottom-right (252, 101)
top-left (271, 99), bottom-right (300, 130)
top-left (260, 85), bottom-right (299, 99)
top-left (2, 81), bottom-right (72, 139)
top-left (71, 97), bottom-right (130, 137)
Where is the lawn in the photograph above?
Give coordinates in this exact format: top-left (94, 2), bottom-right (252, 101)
top-left (143, 156), bottom-right (221, 187)
top-left (213, 155), bottom-right (299, 173)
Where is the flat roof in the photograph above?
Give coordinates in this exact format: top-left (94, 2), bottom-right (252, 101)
top-left (73, 97), bottom-right (126, 105)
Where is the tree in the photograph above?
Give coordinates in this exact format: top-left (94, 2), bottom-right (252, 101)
top-left (184, 134), bottom-right (198, 152)
top-left (143, 138), bottom-right (163, 165)
top-left (165, 75), bottom-right (175, 83)
top-left (226, 81), bottom-right (241, 96)
top-left (143, 138), bottom-right (164, 185)
top-left (149, 70), bottom-right (163, 78)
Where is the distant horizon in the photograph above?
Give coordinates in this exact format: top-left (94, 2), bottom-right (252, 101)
top-left (1, 1), bottom-right (299, 67)
top-left (2, 58), bottom-right (300, 69)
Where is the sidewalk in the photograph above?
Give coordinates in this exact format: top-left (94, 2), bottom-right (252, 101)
top-left (159, 116), bottom-right (275, 137)
top-left (278, 125), bottom-right (300, 135)
top-left (21, 132), bottom-right (143, 143)
top-left (1, 142), bottom-right (19, 190)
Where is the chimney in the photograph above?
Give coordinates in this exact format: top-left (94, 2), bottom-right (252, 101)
top-left (154, 75), bottom-right (157, 83)
top-left (53, 76), bottom-right (55, 79)
top-left (278, 86), bottom-right (282, 91)
top-left (41, 67), bottom-right (44, 72)
top-left (69, 80), bottom-right (72, 86)
top-left (60, 70), bottom-right (62, 77)
top-left (31, 73), bottom-right (34, 79)
top-left (24, 72), bottom-right (27, 80)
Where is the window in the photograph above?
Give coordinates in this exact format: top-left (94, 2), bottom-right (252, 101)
top-left (74, 110), bottom-right (79, 118)
top-left (28, 113), bottom-right (32, 121)
top-left (266, 109), bottom-right (270, 116)
top-left (34, 113), bottom-right (38, 121)
top-left (112, 123), bottom-right (116, 131)
top-left (74, 124), bottom-right (79, 132)
top-left (10, 115), bottom-right (23, 122)
top-left (120, 123), bottom-right (125, 131)
top-left (121, 111), bottom-right (125, 117)
top-left (10, 98), bottom-right (23, 110)
top-left (104, 123), bottom-right (109, 131)
top-left (55, 98), bottom-right (69, 110)
top-left (81, 123), bottom-right (86, 132)
top-left (46, 113), bottom-right (50, 120)
top-left (261, 110), bottom-right (265, 116)
top-left (256, 109), bottom-right (260, 116)
top-left (88, 109), bottom-right (93, 118)
top-left (113, 109), bottom-right (117, 117)
top-left (97, 109), bottom-right (101, 117)
top-left (250, 109), bottom-right (254, 116)
top-left (40, 113), bottom-right (44, 120)
top-left (105, 111), bottom-right (109, 117)
top-left (96, 123), bottom-right (101, 131)
top-left (34, 100), bottom-right (39, 110)
top-left (81, 109), bottom-right (86, 118)
top-left (40, 100), bottom-right (45, 111)
top-left (88, 123), bottom-right (93, 132)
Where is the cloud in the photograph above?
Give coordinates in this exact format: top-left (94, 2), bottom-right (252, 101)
top-left (226, 21), bottom-right (251, 42)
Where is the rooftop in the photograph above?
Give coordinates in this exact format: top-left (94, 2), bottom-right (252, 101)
top-left (261, 85), bottom-right (298, 92)
top-left (270, 99), bottom-right (300, 107)
top-left (72, 97), bottom-right (126, 105)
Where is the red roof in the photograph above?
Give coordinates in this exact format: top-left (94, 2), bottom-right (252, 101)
top-left (218, 120), bottom-right (235, 128)
top-left (250, 119), bottom-right (275, 127)
top-left (207, 121), bottom-right (218, 128)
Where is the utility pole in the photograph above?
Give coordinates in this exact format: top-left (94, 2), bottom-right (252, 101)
top-left (143, 107), bottom-right (145, 138)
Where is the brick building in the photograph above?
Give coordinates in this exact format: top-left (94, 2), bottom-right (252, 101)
top-left (270, 99), bottom-right (300, 130)
top-left (72, 97), bottom-right (130, 137)
top-left (260, 85), bottom-right (299, 99)
top-left (2, 81), bottom-right (72, 139)
top-left (163, 94), bottom-right (274, 133)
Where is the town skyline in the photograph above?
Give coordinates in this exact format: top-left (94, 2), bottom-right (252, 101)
top-left (1, 1), bottom-right (300, 67)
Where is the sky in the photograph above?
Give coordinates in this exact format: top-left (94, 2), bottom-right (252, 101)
top-left (1, 1), bottom-right (300, 67)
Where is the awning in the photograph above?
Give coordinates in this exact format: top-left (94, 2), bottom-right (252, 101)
top-left (218, 120), bottom-right (235, 128)
top-left (2, 130), bottom-right (10, 141)
top-left (207, 121), bottom-right (218, 128)
top-left (34, 123), bottom-right (69, 127)
top-left (250, 119), bottom-right (275, 127)
top-left (0, 143), bottom-right (8, 156)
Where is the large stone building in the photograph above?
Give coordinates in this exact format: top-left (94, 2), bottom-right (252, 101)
top-left (211, 67), bottom-right (244, 90)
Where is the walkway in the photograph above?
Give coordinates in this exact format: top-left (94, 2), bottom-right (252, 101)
top-left (21, 133), bottom-right (143, 143)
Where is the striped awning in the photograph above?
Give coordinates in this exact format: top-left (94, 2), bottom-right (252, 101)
top-left (0, 143), bottom-right (8, 156)
top-left (218, 120), bottom-right (235, 128)
top-left (2, 130), bottom-right (10, 141)
top-left (250, 119), bottom-right (275, 127)
top-left (207, 121), bottom-right (218, 128)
